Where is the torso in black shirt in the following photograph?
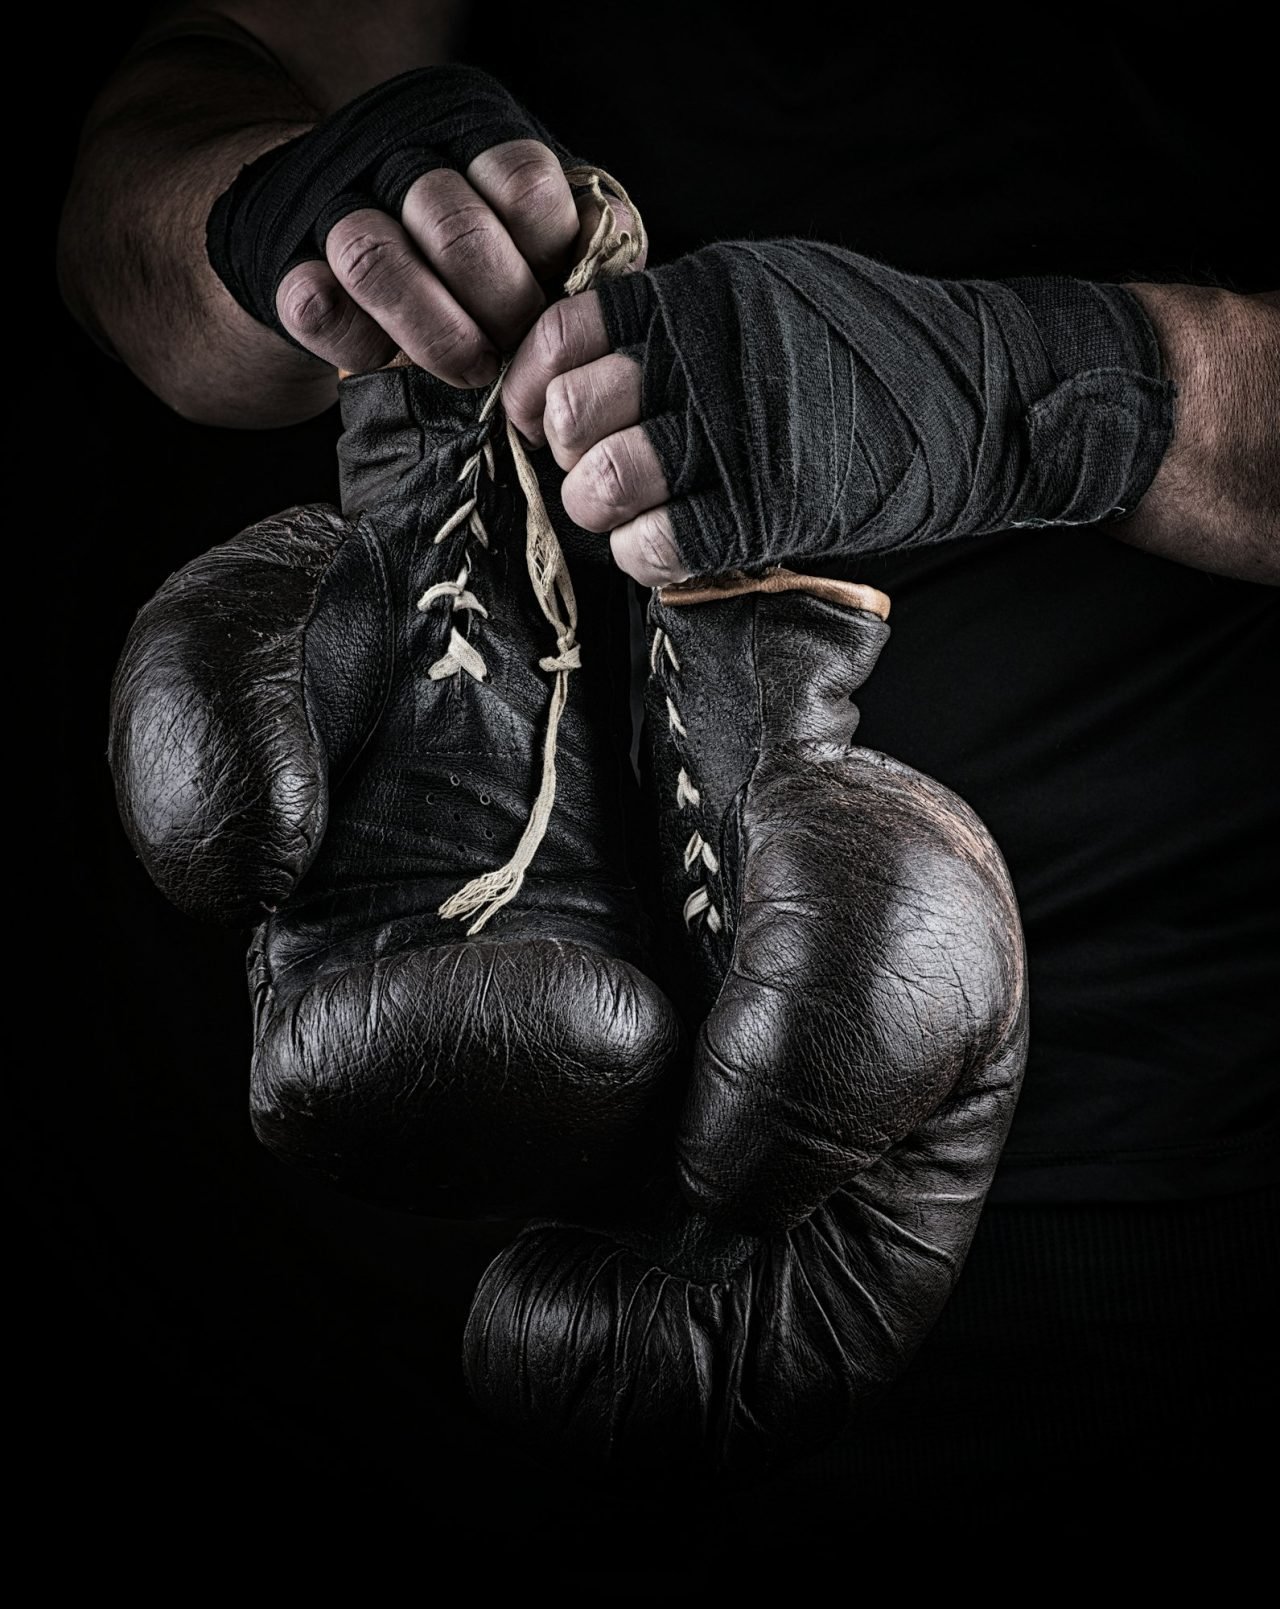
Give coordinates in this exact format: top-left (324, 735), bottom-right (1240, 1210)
top-left (463, 8), bottom-right (1278, 1201)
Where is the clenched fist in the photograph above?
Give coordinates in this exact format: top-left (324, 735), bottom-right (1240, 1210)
top-left (504, 245), bottom-right (1175, 585)
top-left (504, 291), bottom-right (680, 585)
top-left (207, 66), bottom-right (641, 387)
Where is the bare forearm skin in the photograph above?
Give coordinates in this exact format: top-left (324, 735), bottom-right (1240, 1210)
top-left (57, 3), bottom-right (455, 427)
top-left (58, 30), bottom-right (325, 425)
top-left (1119, 285), bottom-right (1279, 584)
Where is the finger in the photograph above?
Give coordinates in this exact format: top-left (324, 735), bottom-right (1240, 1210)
top-left (609, 507), bottom-right (690, 588)
top-left (325, 208), bottom-right (499, 387)
top-left (503, 292), bottom-right (610, 444)
top-left (562, 425), bottom-right (670, 533)
top-left (466, 139), bottom-right (579, 282)
top-left (401, 167), bottom-right (545, 352)
top-left (544, 354), bottom-right (642, 470)
top-left (275, 259), bottom-right (398, 373)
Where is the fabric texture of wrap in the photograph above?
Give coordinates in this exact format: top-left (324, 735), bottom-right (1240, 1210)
top-left (596, 244), bottom-right (1176, 575)
top-left (464, 570), bottom-right (1030, 1476)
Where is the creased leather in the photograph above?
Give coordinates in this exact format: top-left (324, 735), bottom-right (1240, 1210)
top-left (110, 360), bottom-right (1029, 1470)
top-left (464, 584), bottom-right (1029, 1475)
top-left (109, 503), bottom-right (351, 925)
top-left (109, 366), bottom-right (681, 1219)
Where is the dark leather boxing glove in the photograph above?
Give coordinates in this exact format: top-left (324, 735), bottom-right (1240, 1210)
top-left (206, 66), bottom-right (579, 347)
top-left (109, 360), bottom-right (680, 1219)
top-left (464, 569), bottom-right (1029, 1474)
top-left (595, 243), bottom-right (1176, 575)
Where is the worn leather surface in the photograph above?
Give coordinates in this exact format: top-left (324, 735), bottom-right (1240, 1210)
top-left (110, 360), bottom-right (1028, 1468)
top-left (109, 366), bottom-right (681, 1218)
top-left (464, 585), bottom-right (1029, 1474)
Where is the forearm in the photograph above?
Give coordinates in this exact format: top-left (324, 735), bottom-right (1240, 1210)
top-left (58, 28), bottom-right (327, 426)
top-left (1118, 285), bottom-right (1279, 584)
top-left (57, 3), bottom-right (458, 427)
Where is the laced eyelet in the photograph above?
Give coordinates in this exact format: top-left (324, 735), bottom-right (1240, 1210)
top-left (420, 165), bottom-right (643, 938)
top-left (653, 620), bottom-right (721, 937)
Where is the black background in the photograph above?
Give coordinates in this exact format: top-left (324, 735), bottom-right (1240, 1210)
top-left (21, 6), bottom-right (1273, 1574)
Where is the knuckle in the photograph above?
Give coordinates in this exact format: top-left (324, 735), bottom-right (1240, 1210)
top-left (584, 442), bottom-right (631, 516)
top-left (624, 513), bottom-right (681, 584)
top-left (328, 224), bottom-right (409, 298)
top-left (638, 520), bottom-right (677, 579)
top-left (543, 374), bottom-right (581, 446)
top-left (428, 201), bottom-right (501, 266)
top-left (531, 299), bottom-right (579, 377)
top-left (278, 271), bottom-right (341, 340)
top-left (492, 147), bottom-right (567, 224)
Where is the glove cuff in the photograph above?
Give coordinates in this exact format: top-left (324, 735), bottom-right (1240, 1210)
top-left (1003, 276), bottom-right (1177, 526)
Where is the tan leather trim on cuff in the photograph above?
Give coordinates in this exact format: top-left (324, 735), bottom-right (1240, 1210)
top-left (658, 566), bottom-right (891, 620)
top-left (337, 350), bottom-right (415, 382)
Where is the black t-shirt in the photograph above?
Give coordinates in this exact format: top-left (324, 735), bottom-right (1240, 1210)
top-left (469, 8), bottom-right (1278, 1201)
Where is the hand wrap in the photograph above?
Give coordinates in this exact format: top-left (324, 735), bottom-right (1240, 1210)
top-left (596, 243), bottom-right (1176, 573)
top-left (207, 66), bottom-right (576, 344)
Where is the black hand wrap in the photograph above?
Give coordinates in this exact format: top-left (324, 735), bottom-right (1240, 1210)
top-left (207, 66), bottom-right (577, 344)
top-left (596, 243), bottom-right (1176, 573)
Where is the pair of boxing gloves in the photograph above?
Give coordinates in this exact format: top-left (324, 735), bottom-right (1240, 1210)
top-left (109, 68), bottom-right (1174, 1475)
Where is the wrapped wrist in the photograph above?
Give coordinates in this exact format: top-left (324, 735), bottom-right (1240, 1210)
top-left (999, 276), bottom-right (1176, 527)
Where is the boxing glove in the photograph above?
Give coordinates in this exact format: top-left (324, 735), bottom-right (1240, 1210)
top-left (109, 357), bottom-right (680, 1219)
top-left (465, 569), bottom-right (1029, 1473)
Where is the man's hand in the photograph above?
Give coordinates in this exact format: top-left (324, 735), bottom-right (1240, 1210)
top-left (208, 66), bottom-right (643, 388)
top-left (275, 139), bottom-right (587, 385)
top-left (58, 9), bottom-right (639, 426)
top-left (507, 247), bottom-right (1275, 587)
top-left (504, 292), bottom-right (684, 586)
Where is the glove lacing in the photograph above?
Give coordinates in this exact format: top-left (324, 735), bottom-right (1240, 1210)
top-left (649, 622), bottom-right (723, 935)
top-left (416, 168), bottom-right (647, 935)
